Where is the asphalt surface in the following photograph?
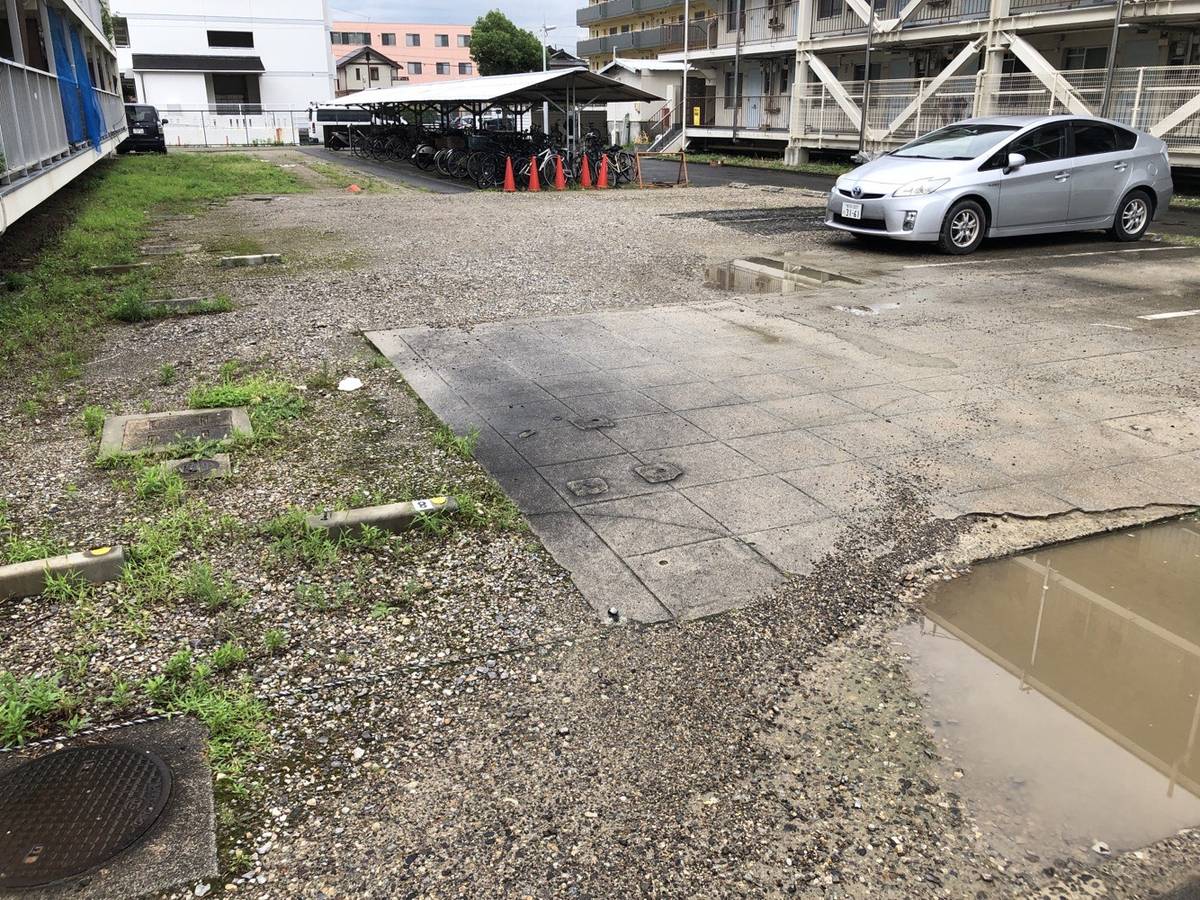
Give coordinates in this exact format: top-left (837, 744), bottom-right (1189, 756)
top-left (295, 145), bottom-right (474, 194)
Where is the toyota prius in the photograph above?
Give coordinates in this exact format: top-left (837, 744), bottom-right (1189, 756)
top-left (825, 115), bottom-right (1173, 254)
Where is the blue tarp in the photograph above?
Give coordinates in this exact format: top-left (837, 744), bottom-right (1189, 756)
top-left (46, 8), bottom-right (103, 150)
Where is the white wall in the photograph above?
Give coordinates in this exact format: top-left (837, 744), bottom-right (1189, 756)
top-left (112, 0), bottom-right (335, 108)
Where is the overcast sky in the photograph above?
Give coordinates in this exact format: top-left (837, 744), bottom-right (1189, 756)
top-left (328, 2), bottom-right (586, 52)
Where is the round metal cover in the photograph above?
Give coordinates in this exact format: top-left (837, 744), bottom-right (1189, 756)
top-left (0, 745), bottom-right (172, 888)
top-left (177, 458), bottom-right (220, 478)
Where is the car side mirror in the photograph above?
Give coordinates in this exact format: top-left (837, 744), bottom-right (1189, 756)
top-left (1004, 152), bottom-right (1025, 173)
top-left (160, 119), bottom-right (168, 125)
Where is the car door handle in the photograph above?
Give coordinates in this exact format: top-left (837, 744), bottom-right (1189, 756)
top-left (1113, 163), bottom-right (1128, 171)
top-left (1053, 172), bottom-right (1071, 181)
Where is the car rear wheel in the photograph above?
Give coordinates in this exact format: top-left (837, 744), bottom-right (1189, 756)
top-left (937, 200), bottom-right (986, 255)
top-left (1111, 190), bottom-right (1151, 242)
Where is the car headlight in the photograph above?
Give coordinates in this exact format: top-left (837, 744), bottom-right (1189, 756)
top-left (892, 177), bottom-right (949, 197)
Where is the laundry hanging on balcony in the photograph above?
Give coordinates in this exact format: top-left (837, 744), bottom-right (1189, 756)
top-left (45, 8), bottom-right (103, 151)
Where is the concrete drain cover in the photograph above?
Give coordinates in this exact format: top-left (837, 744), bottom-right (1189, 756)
top-left (165, 455), bottom-right (230, 480)
top-left (100, 409), bottom-right (251, 456)
top-left (634, 462), bottom-right (683, 484)
top-left (567, 477), bottom-right (609, 497)
top-left (569, 415), bottom-right (615, 431)
top-left (0, 745), bottom-right (172, 888)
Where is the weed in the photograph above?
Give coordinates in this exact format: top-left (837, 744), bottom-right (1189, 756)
top-left (431, 424), bottom-right (478, 459)
top-left (211, 641), bottom-right (247, 672)
top-left (180, 562), bottom-right (245, 610)
top-left (0, 673), bottom-right (68, 747)
top-left (262, 628), bottom-right (287, 655)
top-left (265, 508), bottom-right (340, 569)
top-left (352, 523), bottom-right (389, 550)
top-left (63, 713), bottom-right (90, 735)
top-left (100, 678), bottom-right (135, 710)
top-left (369, 600), bottom-right (397, 619)
top-left (134, 464), bottom-right (186, 506)
top-left (164, 648), bottom-right (194, 681)
top-left (294, 580), bottom-right (358, 611)
top-left (158, 363), bottom-right (177, 385)
top-left (305, 362), bottom-right (339, 390)
top-left (82, 404), bottom-right (108, 436)
top-left (42, 570), bottom-right (92, 604)
top-left (190, 372), bottom-right (304, 439)
top-left (107, 284), bottom-right (154, 322)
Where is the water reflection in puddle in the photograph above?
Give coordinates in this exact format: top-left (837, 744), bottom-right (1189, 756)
top-left (899, 518), bottom-right (1200, 860)
top-left (705, 258), bottom-right (804, 294)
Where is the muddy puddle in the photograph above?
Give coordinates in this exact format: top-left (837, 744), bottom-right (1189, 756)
top-left (898, 518), bottom-right (1200, 861)
top-left (705, 257), bottom-right (806, 294)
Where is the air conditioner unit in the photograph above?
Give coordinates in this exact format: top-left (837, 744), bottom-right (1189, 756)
top-left (769, 16), bottom-right (785, 27)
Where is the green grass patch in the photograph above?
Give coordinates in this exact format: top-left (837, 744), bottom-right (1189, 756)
top-left (431, 424), bottom-right (478, 459)
top-left (0, 502), bottom-right (67, 564)
top-left (189, 368), bottom-right (305, 440)
top-left (664, 152), bottom-right (850, 178)
top-left (1, 154), bottom-right (303, 395)
top-left (133, 463), bottom-right (187, 506)
top-left (0, 673), bottom-right (73, 748)
top-left (1171, 194), bottom-right (1200, 210)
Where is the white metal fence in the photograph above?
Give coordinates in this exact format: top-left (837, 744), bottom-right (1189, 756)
top-left (159, 108), bottom-right (313, 148)
top-left (795, 65), bottom-right (1200, 155)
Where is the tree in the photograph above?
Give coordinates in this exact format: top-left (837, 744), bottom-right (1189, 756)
top-left (469, 10), bottom-right (542, 77)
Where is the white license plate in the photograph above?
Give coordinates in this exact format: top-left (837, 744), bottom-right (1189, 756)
top-left (841, 201), bottom-right (863, 220)
top-left (132, 127), bottom-right (146, 134)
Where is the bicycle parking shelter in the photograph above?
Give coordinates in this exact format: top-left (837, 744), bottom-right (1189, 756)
top-left (324, 68), bottom-right (662, 152)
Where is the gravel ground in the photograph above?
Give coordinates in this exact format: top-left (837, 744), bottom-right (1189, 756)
top-left (1, 149), bottom-right (1196, 899)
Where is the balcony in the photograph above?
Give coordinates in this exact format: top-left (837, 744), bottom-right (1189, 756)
top-left (689, 1), bottom-right (800, 52)
top-left (710, 92), bottom-right (792, 131)
top-left (1008, 0), bottom-right (1113, 11)
top-left (810, 0), bottom-right (989, 37)
top-left (0, 57), bottom-right (126, 187)
top-left (577, 0), bottom-right (680, 26)
top-left (578, 20), bottom-right (711, 58)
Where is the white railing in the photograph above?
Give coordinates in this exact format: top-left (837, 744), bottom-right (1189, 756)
top-left (711, 93), bottom-right (792, 131)
top-left (0, 59), bottom-right (70, 182)
top-left (691, 0), bottom-right (801, 50)
top-left (794, 65), bottom-right (1200, 155)
top-left (158, 108), bottom-right (313, 147)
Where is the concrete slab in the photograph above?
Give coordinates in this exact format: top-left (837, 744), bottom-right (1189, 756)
top-left (99, 409), bottom-right (251, 456)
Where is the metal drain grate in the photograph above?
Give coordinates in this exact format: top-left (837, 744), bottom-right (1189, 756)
top-left (0, 746), bottom-right (172, 888)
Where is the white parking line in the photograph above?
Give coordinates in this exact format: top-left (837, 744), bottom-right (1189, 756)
top-left (1137, 308), bottom-right (1200, 320)
top-left (1091, 323), bottom-right (1134, 330)
top-left (903, 246), bottom-right (1193, 269)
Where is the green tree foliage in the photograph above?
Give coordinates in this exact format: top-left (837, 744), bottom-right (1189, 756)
top-left (469, 10), bottom-right (542, 76)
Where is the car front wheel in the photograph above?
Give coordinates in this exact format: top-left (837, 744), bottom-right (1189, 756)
top-left (1111, 190), bottom-right (1151, 242)
top-left (937, 200), bottom-right (986, 255)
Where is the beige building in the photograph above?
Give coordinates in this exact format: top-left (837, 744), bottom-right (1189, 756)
top-left (335, 47), bottom-right (402, 96)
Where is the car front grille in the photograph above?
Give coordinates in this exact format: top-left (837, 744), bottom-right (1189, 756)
top-left (837, 187), bottom-right (885, 200)
top-left (833, 212), bottom-right (887, 230)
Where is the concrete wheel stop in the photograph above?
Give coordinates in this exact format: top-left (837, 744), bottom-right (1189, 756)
top-left (99, 409), bottom-right (251, 457)
top-left (88, 263), bottom-right (152, 276)
top-left (144, 298), bottom-right (227, 316)
top-left (218, 254), bottom-right (281, 268)
top-left (305, 496), bottom-right (459, 540)
top-left (0, 718), bottom-right (218, 899)
top-left (0, 546), bottom-right (125, 600)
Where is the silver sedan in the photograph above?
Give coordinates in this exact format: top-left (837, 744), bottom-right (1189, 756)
top-left (825, 115), bottom-right (1173, 254)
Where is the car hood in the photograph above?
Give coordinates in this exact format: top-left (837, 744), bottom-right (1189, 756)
top-left (839, 156), bottom-right (970, 188)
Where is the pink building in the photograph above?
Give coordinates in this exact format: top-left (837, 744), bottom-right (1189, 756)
top-left (330, 22), bottom-right (474, 85)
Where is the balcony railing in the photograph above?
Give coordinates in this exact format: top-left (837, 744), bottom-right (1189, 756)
top-left (811, 0), bottom-right (993, 36)
top-left (0, 57), bottom-right (127, 185)
top-left (1009, 0), bottom-right (1113, 12)
top-left (577, 0), bottom-right (679, 26)
top-left (578, 20), bottom-right (712, 58)
top-left (689, 1), bottom-right (800, 51)
top-left (711, 93), bottom-right (792, 131)
top-left (792, 65), bottom-right (1200, 154)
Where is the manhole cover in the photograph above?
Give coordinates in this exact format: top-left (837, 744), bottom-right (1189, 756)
top-left (175, 458), bottom-right (221, 478)
top-left (124, 411), bottom-right (234, 452)
top-left (566, 477), bottom-right (609, 498)
top-left (0, 746), bottom-right (172, 888)
top-left (569, 415), bottom-right (614, 431)
top-left (634, 462), bottom-right (683, 484)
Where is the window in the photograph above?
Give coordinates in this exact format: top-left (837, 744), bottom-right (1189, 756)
top-left (331, 31), bottom-right (371, 45)
top-left (621, 23), bottom-right (630, 32)
top-left (406, 33), bottom-right (420, 46)
top-left (458, 62), bottom-right (472, 75)
top-left (1063, 46), bottom-right (1107, 71)
top-left (369, 66), bottom-right (379, 80)
top-left (354, 66), bottom-right (361, 80)
top-left (723, 71), bottom-right (743, 108)
top-left (112, 16), bottom-right (130, 47)
top-left (457, 34), bottom-right (470, 47)
top-left (1009, 123), bottom-right (1068, 164)
top-left (207, 30), bottom-right (254, 48)
top-left (436, 62), bottom-right (450, 75)
top-left (1072, 121), bottom-right (1117, 156)
top-left (779, 65), bottom-right (789, 94)
top-left (120, 75), bottom-right (137, 102)
top-left (893, 123), bottom-right (1018, 161)
top-left (817, 0), bottom-right (843, 18)
top-left (435, 33), bottom-right (449, 47)
top-left (381, 33), bottom-right (395, 46)
top-left (408, 61), bottom-right (422, 74)
top-left (1113, 126), bottom-right (1137, 151)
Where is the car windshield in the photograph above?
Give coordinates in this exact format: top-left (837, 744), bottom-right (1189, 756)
top-left (126, 106), bottom-right (157, 125)
top-left (892, 124), bottom-right (1019, 160)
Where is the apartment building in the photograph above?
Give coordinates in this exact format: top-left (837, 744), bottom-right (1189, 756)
top-left (617, 0), bottom-right (1200, 165)
top-left (111, 0), bottom-right (336, 110)
top-left (0, 0), bottom-right (127, 233)
top-left (329, 23), bottom-right (474, 84)
top-left (577, 0), bottom-right (717, 69)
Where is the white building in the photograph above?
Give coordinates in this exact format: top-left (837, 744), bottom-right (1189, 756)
top-left (1, 0), bottom-right (126, 234)
top-left (111, 1), bottom-right (335, 119)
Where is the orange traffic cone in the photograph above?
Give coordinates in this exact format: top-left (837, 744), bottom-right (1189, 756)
top-left (596, 155), bottom-right (609, 190)
top-left (580, 154), bottom-right (593, 189)
top-left (347, 183), bottom-right (362, 194)
top-left (553, 154), bottom-right (567, 191)
top-left (528, 155), bottom-right (541, 192)
top-left (502, 156), bottom-right (516, 193)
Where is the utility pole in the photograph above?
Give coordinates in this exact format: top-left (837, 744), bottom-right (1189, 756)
top-left (681, 0), bottom-right (689, 151)
top-left (540, 20), bottom-right (557, 134)
top-left (857, 6), bottom-right (874, 157)
top-left (1099, 0), bottom-right (1126, 117)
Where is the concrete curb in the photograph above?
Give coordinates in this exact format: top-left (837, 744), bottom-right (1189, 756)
top-left (306, 496), bottom-right (459, 540)
top-left (218, 253), bottom-right (282, 268)
top-left (0, 546), bottom-right (126, 600)
top-left (89, 262), bottom-right (153, 275)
